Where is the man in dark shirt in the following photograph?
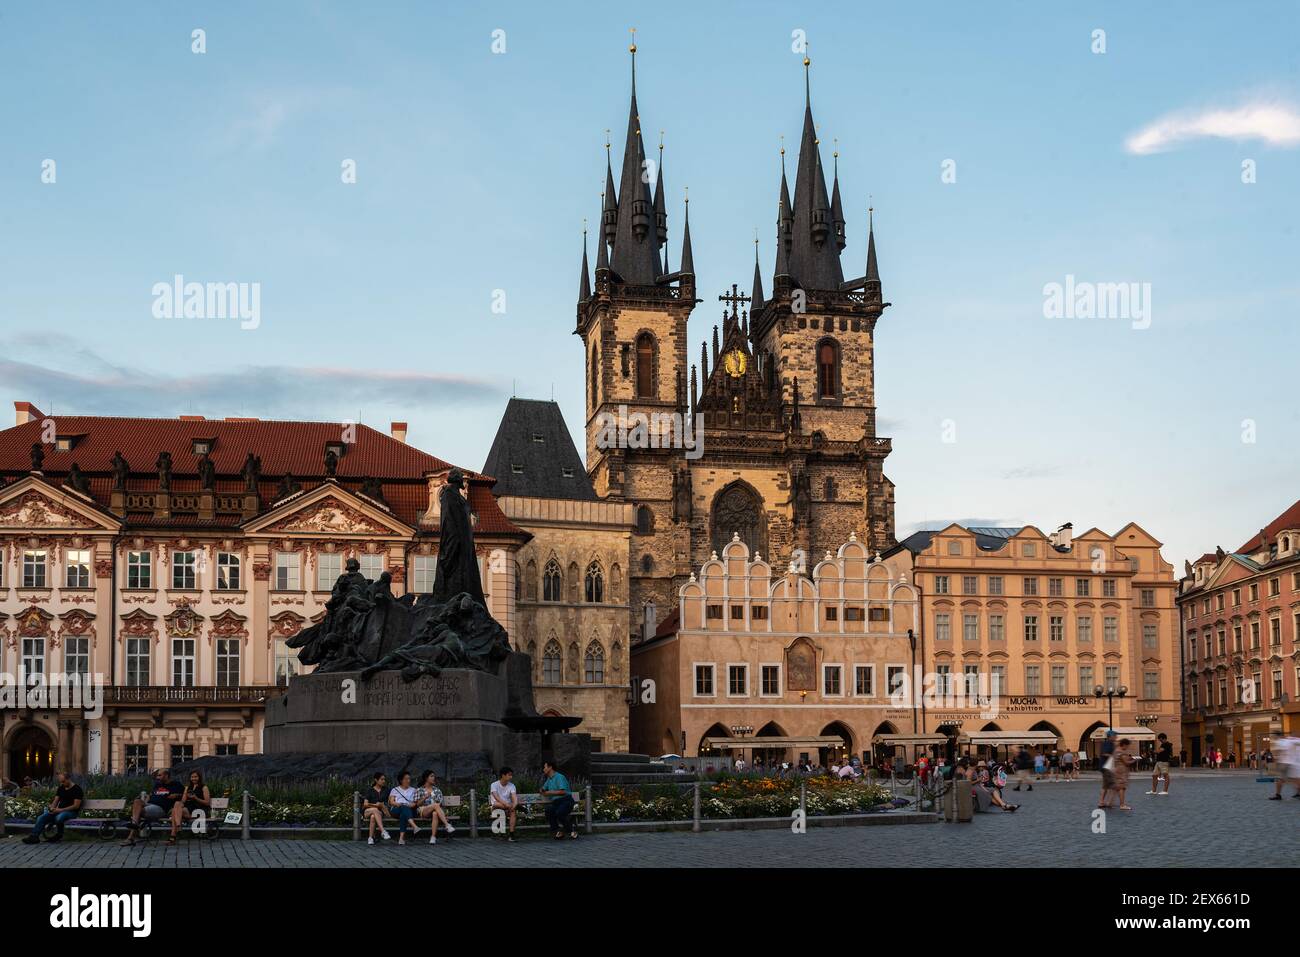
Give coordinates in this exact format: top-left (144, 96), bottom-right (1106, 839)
top-left (121, 769), bottom-right (182, 846)
top-left (362, 772), bottom-right (391, 844)
top-left (1150, 732), bottom-right (1174, 795)
top-left (23, 770), bottom-right (83, 844)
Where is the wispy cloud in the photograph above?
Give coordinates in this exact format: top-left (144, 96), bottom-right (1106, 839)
top-left (1125, 100), bottom-right (1300, 155)
top-left (0, 335), bottom-right (503, 422)
top-left (229, 87), bottom-right (354, 150)
top-left (1001, 464), bottom-right (1064, 480)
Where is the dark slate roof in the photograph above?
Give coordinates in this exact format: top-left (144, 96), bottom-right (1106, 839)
top-left (481, 399), bottom-right (596, 501)
top-left (887, 526), bottom-right (1027, 558)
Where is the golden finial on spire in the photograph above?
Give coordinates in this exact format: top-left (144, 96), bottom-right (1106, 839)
top-left (629, 26), bottom-right (637, 54)
top-left (604, 128), bottom-right (611, 150)
top-left (779, 134), bottom-right (785, 157)
top-left (684, 185), bottom-right (689, 205)
top-left (833, 136), bottom-right (839, 160)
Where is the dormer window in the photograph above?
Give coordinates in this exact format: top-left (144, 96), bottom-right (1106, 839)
top-left (561, 467), bottom-right (574, 478)
top-left (192, 439), bottom-right (214, 456)
top-left (511, 464), bottom-right (524, 475)
top-left (325, 442), bottom-right (345, 460)
top-left (55, 435), bottom-right (83, 453)
top-left (531, 432), bottom-right (545, 444)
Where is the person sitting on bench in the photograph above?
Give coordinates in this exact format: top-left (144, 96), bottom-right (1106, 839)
top-left (24, 770), bottom-right (82, 844)
top-left (362, 772), bottom-right (391, 845)
top-left (387, 771), bottom-right (420, 846)
top-left (489, 767), bottom-right (518, 842)
top-left (541, 759), bottom-right (577, 840)
top-left (168, 770), bottom-right (211, 845)
top-left (122, 769), bottom-right (182, 846)
top-left (415, 770), bottom-right (456, 845)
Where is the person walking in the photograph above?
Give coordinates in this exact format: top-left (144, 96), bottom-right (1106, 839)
top-left (1148, 732), bottom-right (1173, 795)
top-left (1012, 746), bottom-right (1034, 791)
top-left (1111, 738), bottom-right (1135, 810)
top-left (1267, 733), bottom-right (1299, 801)
top-left (1097, 730), bottom-right (1118, 808)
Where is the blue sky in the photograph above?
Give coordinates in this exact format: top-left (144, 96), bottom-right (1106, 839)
top-left (1, 1), bottom-right (1298, 567)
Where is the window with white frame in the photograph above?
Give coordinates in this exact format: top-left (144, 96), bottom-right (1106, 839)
top-left (275, 552), bottom-right (301, 591)
top-left (22, 550), bottom-right (47, 588)
top-left (1077, 616), bottom-right (1093, 642)
top-left (1051, 664), bottom-right (1067, 695)
top-left (126, 638), bottom-right (150, 686)
top-left (987, 576), bottom-right (1003, 596)
top-left (21, 636), bottom-right (45, 682)
top-left (1102, 578), bottom-right (1117, 597)
top-left (1023, 615), bottom-right (1039, 641)
top-left (216, 552), bottom-right (241, 590)
top-left (990, 665), bottom-right (1006, 696)
top-left (216, 638), bottom-right (240, 687)
top-left (963, 614), bottom-right (979, 642)
top-left (761, 664), bottom-right (781, 696)
top-left (935, 613), bottom-right (951, 641)
top-left (316, 552), bottom-right (342, 591)
top-left (822, 664), bottom-right (842, 696)
top-left (63, 636), bottom-right (89, 678)
top-left (887, 666), bottom-right (906, 698)
top-left (963, 664), bottom-right (980, 696)
top-left (65, 549), bottom-right (91, 588)
top-left (1025, 665), bottom-right (1041, 695)
top-left (1103, 616), bottom-right (1118, 642)
top-left (694, 663), bottom-right (715, 696)
top-left (412, 555), bottom-right (435, 594)
top-left (727, 664), bottom-right (747, 696)
top-left (933, 575), bottom-right (949, 595)
top-left (1049, 615), bottom-right (1064, 642)
top-left (127, 551), bottom-right (151, 589)
top-left (1079, 665), bottom-right (1094, 696)
top-left (172, 638), bottom-right (196, 687)
top-left (854, 665), bottom-right (874, 696)
top-left (358, 553), bottom-right (383, 581)
top-left (935, 664), bottom-right (951, 695)
top-left (1143, 623), bottom-right (1158, 649)
top-left (1143, 671), bottom-right (1159, 699)
top-left (172, 551), bottom-right (197, 590)
top-left (989, 615), bottom-right (1005, 641)
top-left (274, 639), bottom-right (299, 686)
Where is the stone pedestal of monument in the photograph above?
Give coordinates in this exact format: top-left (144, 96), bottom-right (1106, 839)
top-left (254, 652), bottom-right (591, 784)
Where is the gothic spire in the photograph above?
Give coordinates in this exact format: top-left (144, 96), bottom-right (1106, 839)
top-left (865, 207), bottom-right (880, 286)
top-left (830, 146), bottom-right (846, 251)
top-left (774, 202), bottom-right (790, 279)
top-left (750, 234), bottom-right (765, 313)
top-left (653, 134), bottom-right (667, 251)
top-left (602, 138), bottom-right (618, 249)
top-left (609, 41), bottom-right (662, 284)
top-left (679, 190), bottom-right (694, 275)
top-left (579, 226), bottom-right (591, 302)
top-left (788, 55), bottom-right (844, 290)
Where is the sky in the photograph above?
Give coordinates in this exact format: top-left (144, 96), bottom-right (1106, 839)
top-left (1, 1), bottom-right (1298, 568)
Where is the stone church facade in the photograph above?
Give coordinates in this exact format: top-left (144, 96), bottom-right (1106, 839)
top-left (576, 50), bottom-right (897, 641)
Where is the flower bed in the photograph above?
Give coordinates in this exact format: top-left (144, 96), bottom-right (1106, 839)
top-left (591, 775), bottom-right (894, 822)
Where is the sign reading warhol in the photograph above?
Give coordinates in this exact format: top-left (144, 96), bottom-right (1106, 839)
top-left (0, 673), bottom-right (104, 719)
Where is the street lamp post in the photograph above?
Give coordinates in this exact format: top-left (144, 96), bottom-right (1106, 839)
top-left (1093, 684), bottom-right (1128, 765)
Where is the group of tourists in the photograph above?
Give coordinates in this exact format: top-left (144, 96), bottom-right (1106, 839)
top-left (361, 769), bottom-right (458, 845)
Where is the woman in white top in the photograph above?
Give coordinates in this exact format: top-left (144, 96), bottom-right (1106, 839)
top-left (387, 771), bottom-right (420, 845)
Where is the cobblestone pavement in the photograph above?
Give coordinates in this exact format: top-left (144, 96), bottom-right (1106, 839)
top-left (1, 771), bottom-right (1294, 868)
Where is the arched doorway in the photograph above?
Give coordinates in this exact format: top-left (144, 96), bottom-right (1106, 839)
top-left (7, 725), bottom-right (55, 784)
top-left (697, 723), bottom-right (730, 771)
top-left (871, 720), bottom-right (898, 766)
top-left (819, 721), bottom-right (854, 768)
top-left (1079, 720), bottom-right (1106, 767)
top-left (754, 721), bottom-right (787, 768)
top-left (710, 481), bottom-right (767, 559)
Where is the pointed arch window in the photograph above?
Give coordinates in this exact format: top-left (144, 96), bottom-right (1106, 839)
top-left (585, 561), bottom-right (604, 603)
top-left (635, 505), bottom-right (654, 535)
top-left (817, 338), bottom-right (840, 399)
top-left (584, 641), bottom-right (605, 683)
top-left (542, 639), bottom-right (563, 684)
top-left (635, 333), bottom-right (656, 398)
top-left (542, 560), bottom-right (562, 602)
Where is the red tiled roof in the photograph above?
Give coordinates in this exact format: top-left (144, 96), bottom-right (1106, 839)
top-left (0, 410), bottom-right (524, 537)
top-left (1238, 498), bottom-right (1300, 553)
top-left (1195, 552), bottom-right (1217, 565)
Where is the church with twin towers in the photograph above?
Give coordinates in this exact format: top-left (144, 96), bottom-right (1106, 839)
top-left (574, 42), bottom-right (898, 634)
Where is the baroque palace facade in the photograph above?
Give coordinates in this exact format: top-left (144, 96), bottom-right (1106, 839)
top-left (1178, 499), bottom-right (1300, 764)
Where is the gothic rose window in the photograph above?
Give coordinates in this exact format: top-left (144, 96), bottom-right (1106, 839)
top-left (711, 483), bottom-right (767, 558)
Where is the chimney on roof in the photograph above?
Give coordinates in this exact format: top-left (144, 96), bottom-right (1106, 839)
top-left (391, 421), bottom-right (408, 444)
top-left (14, 402), bottom-right (44, 427)
top-left (1051, 522), bottom-right (1073, 549)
